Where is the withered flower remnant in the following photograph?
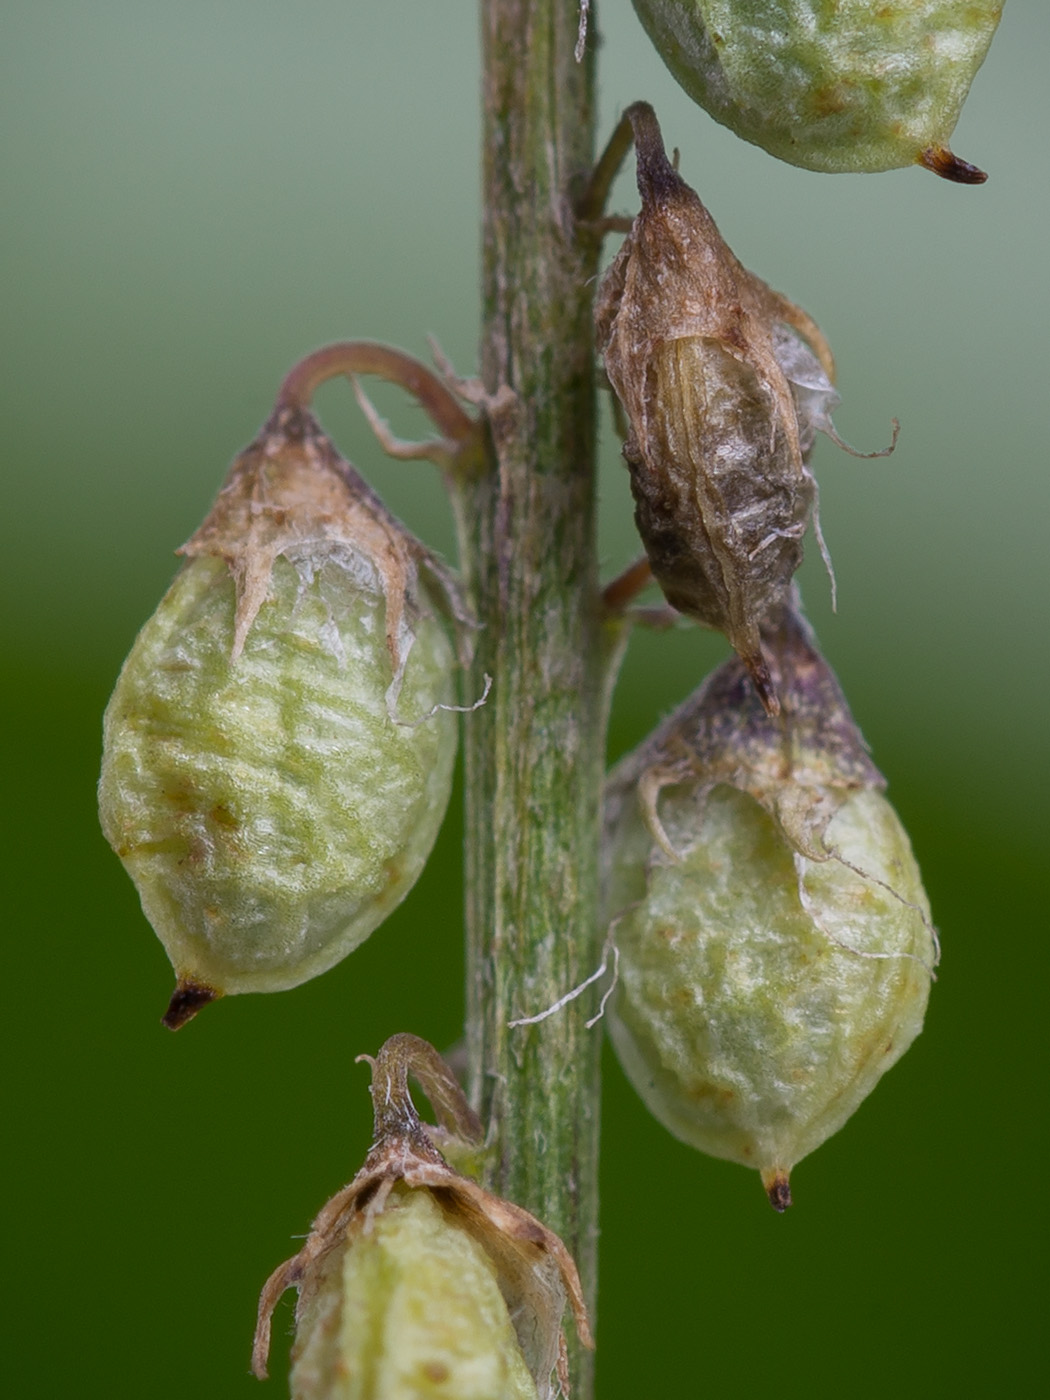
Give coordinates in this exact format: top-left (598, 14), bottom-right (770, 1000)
top-left (603, 607), bottom-right (936, 1208)
top-left (596, 102), bottom-right (856, 715)
top-left (99, 402), bottom-right (470, 1027)
top-left (630, 0), bottom-right (1001, 181)
top-left (253, 1034), bottom-right (593, 1400)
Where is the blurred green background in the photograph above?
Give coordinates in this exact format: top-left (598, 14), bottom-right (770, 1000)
top-left (3, 2), bottom-right (1046, 1395)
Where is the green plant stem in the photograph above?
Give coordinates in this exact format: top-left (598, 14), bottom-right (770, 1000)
top-left (460, 1), bottom-right (603, 1392)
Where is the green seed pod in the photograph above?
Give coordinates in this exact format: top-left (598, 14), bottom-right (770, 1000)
top-left (596, 104), bottom-right (855, 715)
top-left (254, 1035), bottom-right (592, 1399)
top-left (99, 406), bottom-right (466, 1027)
top-left (603, 608), bottom-right (936, 1207)
top-left (630, 0), bottom-right (1001, 180)
top-left (290, 1188), bottom-right (539, 1400)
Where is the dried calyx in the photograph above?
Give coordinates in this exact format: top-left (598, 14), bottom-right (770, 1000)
top-left (595, 103), bottom-right (888, 715)
top-left (179, 398), bottom-right (474, 703)
top-left (603, 604), bottom-right (937, 1208)
top-left (616, 602), bottom-right (884, 863)
top-left (99, 348), bottom-right (479, 1026)
top-left (254, 1034), bottom-right (592, 1399)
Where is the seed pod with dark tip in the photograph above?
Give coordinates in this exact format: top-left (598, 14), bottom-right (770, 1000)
top-left (603, 606), bottom-right (936, 1208)
top-left (630, 0), bottom-right (1001, 181)
top-left (253, 1035), bottom-right (592, 1400)
top-left (99, 405), bottom-right (468, 1026)
top-left (596, 102), bottom-right (852, 715)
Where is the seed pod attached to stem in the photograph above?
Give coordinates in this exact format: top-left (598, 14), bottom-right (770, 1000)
top-left (99, 347), bottom-right (480, 1026)
top-left (603, 605), bottom-right (936, 1207)
top-left (629, 0), bottom-right (1001, 181)
top-left (253, 1034), bottom-right (592, 1399)
top-left (595, 103), bottom-right (885, 714)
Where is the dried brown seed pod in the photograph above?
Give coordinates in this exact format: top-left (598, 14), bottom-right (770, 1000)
top-left (596, 102), bottom-right (860, 715)
top-left (254, 1034), bottom-right (592, 1399)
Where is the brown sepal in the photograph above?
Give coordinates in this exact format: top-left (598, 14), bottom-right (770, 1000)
top-left (178, 404), bottom-right (475, 680)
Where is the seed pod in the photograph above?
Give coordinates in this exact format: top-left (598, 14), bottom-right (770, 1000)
top-left (596, 103), bottom-right (850, 714)
top-left (630, 0), bottom-right (1001, 181)
top-left (289, 1187), bottom-right (540, 1400)
top-left (253, 1035), bottom-right (592, 1400)
top-left (99, 405), bottom-right (467, 1027)
top-left (603, 607), bottom-right (936, 1208)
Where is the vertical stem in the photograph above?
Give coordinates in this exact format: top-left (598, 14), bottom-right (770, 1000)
top-left (462, 0), bottom-right (603, 1391)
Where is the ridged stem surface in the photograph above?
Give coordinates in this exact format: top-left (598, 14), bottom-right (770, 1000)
top-left (462, 2), bottom-right (603, 1392)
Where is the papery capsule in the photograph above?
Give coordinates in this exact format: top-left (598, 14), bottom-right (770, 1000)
top-left (99, 405), bottom-right (464, 1026)
top-left (254, 1035), bottom-right (592, 1400)
top-left (603, 608), bottom-right (936, 1207)
top-left (596, 103), bottom-right (853, 714)
top-left (630, 0), bottom-right (1001, 181)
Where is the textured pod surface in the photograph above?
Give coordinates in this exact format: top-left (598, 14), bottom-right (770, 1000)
top-left (100, 552), bottom-right (456, 998)
top-left (606, 784), bottom-right (933, 1193)
top-left (291, 1187), bottom-right (539, 1400)
top-left (602, 609), bottom-right (935, 1203)
top-left (631, 0), bottom-right (1002, 178)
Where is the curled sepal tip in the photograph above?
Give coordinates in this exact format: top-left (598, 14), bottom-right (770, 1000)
top-left (253, 1035), bottom-right (592, 1400)
top-left (356, 1031), bottom-right (484, 1152)
top-left (276, 339), bottom-right (484, 477)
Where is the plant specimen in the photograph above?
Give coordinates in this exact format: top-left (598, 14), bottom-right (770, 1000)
top-left (99, 3), bottom-right (1000, 1394)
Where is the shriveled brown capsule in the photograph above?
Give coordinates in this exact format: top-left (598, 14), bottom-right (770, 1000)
top-left (603, 606), bottom-right (937, 1207)
top-left (596, 102), bottom-right (860, 715)
top-left (254, 1035), bottom-right (592, 1399)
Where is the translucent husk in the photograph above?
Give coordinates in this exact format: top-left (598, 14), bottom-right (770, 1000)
top-left (596, 103), bottom-right (857, 714)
